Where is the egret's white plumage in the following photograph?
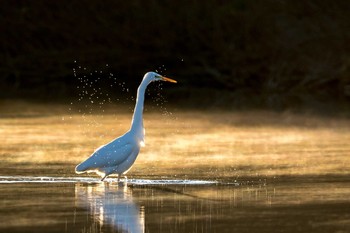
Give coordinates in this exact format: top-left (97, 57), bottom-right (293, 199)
top-left (75, 72), bottom-right (176, 181)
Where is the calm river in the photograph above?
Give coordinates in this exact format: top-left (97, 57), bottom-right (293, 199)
top-left (1, 102), bottom-right (350, 232)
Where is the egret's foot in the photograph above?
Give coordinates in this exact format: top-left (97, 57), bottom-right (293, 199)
top-left (112, 176), bottom-right (123, 186)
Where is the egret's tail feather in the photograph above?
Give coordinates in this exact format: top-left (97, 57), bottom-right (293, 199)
top-left (75, 163), bottom-right (89, 174)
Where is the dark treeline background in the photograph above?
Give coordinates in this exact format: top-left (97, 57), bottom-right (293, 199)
top-left (1, 0), bottom-right (349, 112)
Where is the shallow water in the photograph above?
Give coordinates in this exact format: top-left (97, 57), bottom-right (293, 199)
top-left (2, 177), bottom-right (350, 233)
top-left (1, 103), bottom-right (350, 232)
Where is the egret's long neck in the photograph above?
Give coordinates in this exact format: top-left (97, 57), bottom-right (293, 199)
top-left (130, 79), bottom-right (150, 133)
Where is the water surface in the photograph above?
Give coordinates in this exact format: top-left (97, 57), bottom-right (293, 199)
top-left (1, 102), bottom-right (350, 232)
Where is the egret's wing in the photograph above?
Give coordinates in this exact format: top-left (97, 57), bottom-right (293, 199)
top-left (78, 139), bottom-right (135, 171)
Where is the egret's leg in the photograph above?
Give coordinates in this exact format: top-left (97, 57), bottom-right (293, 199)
top-left (101, 174), bottom-right (107, 182)
top-left (117, 175), bottom-right (120, 183)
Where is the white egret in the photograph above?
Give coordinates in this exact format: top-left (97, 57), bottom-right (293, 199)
top-left (75, 72), bottom-right (177, 181)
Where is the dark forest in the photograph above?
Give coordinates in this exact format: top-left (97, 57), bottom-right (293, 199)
top-left (1, 1), bottom-right (349, 112)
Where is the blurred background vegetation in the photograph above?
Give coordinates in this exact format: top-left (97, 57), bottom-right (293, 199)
top-left (1, 0), bottom-right (349, 113)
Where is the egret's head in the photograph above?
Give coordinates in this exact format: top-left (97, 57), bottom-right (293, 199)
top-left (144, 72), bottom-right (177, 83)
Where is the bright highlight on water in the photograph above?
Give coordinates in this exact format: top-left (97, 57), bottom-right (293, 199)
top-left (75, 72), bottom-right (177, 181)
top-left (0, 176), bottom-right (217, 185)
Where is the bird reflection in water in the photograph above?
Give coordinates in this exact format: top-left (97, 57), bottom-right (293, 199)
top-left (75, 182), bottom-right (144, 233)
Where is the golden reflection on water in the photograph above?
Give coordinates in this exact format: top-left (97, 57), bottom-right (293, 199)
top-left (2, 178), bottom-right (350, 232)
top-left (1, 102), bottom-right (349, 180)
top-left (2, 102), bottom-right (350, 233)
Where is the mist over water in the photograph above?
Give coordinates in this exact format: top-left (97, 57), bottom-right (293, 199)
top-left (1, 100), bottom-right (350, 232)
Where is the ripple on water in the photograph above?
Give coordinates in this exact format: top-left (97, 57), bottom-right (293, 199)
top-left (0, 176), bottom-right (219, 185)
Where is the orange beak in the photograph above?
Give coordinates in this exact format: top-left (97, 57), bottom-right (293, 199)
top-left (161, 76), bottom-right (177, 83)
